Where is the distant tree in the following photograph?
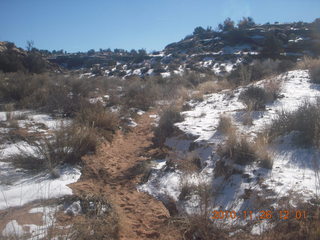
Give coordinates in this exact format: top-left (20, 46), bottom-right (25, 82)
top-left (312, 18), bottom-right (320, 32)
top-left (193, 26), bottom-right (206, 35)
top-left (5, 42), bottom-right (15, 50)
top-left (114, 48), bottom-right (126, 54)
top-left (130, 49), bottom-right (138, 55)
top-left (26, 40), bottom-right (34, 52)
top-left (218, 18), bottom-right (235, 32)
top-left (238, 17), bottom-right (255, 29)
top-left (261, 33), bottom-right (284, 58)
top-left (206, 26), bottom-right (213, 32)
top-left (87, 49), bottom-right (95, 55)
top-left (138, 49), bottom-right (147, 55)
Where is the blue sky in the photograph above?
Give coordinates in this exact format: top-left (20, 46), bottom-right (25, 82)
top-left (1, 0), bottom-right (319, 52)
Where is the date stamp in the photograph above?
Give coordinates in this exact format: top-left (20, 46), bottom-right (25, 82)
top-left (210, 210), bottom-right (307, 221)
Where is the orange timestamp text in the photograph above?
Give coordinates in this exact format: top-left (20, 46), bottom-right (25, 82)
top-left (210, 210), bottom-right (307, 221)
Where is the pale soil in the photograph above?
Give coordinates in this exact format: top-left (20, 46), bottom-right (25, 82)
top-left (70, 111), bottom-right (181, 240)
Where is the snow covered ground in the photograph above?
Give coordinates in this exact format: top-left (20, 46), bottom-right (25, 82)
top-left (1, 205), bottom-right (63, 240)
top-left (139, 70), bottom-right (320, 232)
top-left (0, 164), bottom-right (81, 210)
top-left (0, 111), bottom-right (80, 238)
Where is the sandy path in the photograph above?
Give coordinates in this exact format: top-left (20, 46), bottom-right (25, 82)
top-left (70, 112), bottom-right (180, 240)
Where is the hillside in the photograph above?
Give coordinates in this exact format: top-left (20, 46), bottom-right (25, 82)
top-left (0, 17), bottom-right (320, 240)
top-left (47, 19), bottom-right (320, 78)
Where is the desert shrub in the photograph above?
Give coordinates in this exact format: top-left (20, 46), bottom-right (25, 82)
top-left (250, 59), bottom-right (280, 81)
top-left (75, 103), bottom-right (119, 141)
top-left (218, 128), bottom-right (271, 166)
top-left (70, 195), bottom-right (119, 240)
top-left (0, 72), bottom-right (37, 103)
top-left (218, 135), bottom-right (256, 165)
top-left (196, 78), bottom-right (232, 95)
top-left (297, 57), bottom-right (320, 70)
top-left (218, 18), bottom-right (235, 32)
top-left (8, 123), bottom-right (98, 173)
top-left (0, 72), bottom-right (110, 115)
top-left (123, 79), bottom-right (160, 111)
top-left (263, 79), bottom-right (283, 102)
top-left (0, 49), bottom-right (26, 72)
top-left (261, 33), bottom-right (284, 58)
top-left (179, 183), bottom-right (197, 201)
top-left (171, 151), bottom-right (202, 173)
top-left (153, 107), bottom-right (183, 147)
top-left (242, 111), bottom-right (253, 126)
top-left (255, 134), bottom-right (273, 169)
top-left (267, 99), bottom-right (320, 148)
top-left (177, 214), bottom-right (227, 240)
top-left (230, 59), bottom-right (294, 84)
top-left (239, 86), bottom-right (268, 110)
top-left (309, 59), bottom-right (320, 84)
top-left (196, 81), bottom-right (219, 94)
top-left (0, 44), bottom-right (48, 73)
top-left (24, 52), bottom-right (47, 73)
top-left (237, 17), bottom-right (255, 29)
top-left (217, 115), bottom-right (233, 134)
top-left (45, 85), bottom-right (87, 116)
top-left (174, 182), bottom-right (228, 240)
top-left (237, 64), bottom-right (252, 84)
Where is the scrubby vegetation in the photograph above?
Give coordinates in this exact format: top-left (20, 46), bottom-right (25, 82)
top-left (123, 78), bottom-right (161, 111)
top-left (229, 59), bottom-right (295, 85)
top-left (75, 103), bottom-right (119, 141)
top-left (308, 59), bottom-right (320, 84)
top-left (8, 123), bottom-right (98, 174)
top-left (267, 99), bottom-right (320, 148)
top-left (0, 42), bottom-right (48, 73)
top-left (153, 107), bottom-right (184, 147)
top-left (217, 115), bottom-right (233, 134)
top-left (239, 86), bottom-right (269, 110)
top-left (217, 120), bottom-right (272, 167)
top-left (238, 79), bottom-right (282, 111)
top-left (70, 195), bottom-right (119, 240)
top-left (1, 16), bottom-right (320, 240)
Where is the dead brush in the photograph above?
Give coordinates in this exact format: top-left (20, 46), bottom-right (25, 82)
top-left (296, 57), bottom-right (320, 84)
top-left (8, 122), bottom-right (98, 174)
top-left (239, 85), bottom-right (268, 111)
top-left (70, 195), bottom-right (119, 240)
top-left (296, 56), bottom-right (320, 70)
top-left (309, 59), bottom-right (320, 84)
top-left (255, 133), bottom-right (273, 169)
top-left (197, 81), bottom-right (219, 95)
top-left (175, 151), bottom-right (202, 173)
top-left (173, 181), bottom-right (229, 240)
top-left (75, 103), bottom-right (119, 142)
top-left (260, 198), bottom-right (320, 240)
top-left (264, 78), bottom-right (283, 102)
top-left (218, 126), bottom-right (272, 168)
top-left (217, 115), bottom-right (234, 134)
top-left (153, 107), bottom-right (183, 147)
top-left (266, 99), bottom-right (320, 148)
top-left (179, 182), bottom-right (197, 201)
top-left (123, 78), bottom-right (161, 111)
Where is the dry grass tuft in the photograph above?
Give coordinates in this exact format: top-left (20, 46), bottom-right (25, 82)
top-left (8, 123), bottom-right (98, 174)
top-left (239, 86), bottom-right (268, 111)
top-left (75, 103), bottom-right (119, 141)
top-left (153, 107), bottom-right (183, 147)
top-left (218, 126), bottom-right (272, 168)
top-left (70, 195), bottom-right (119, 240)
top-left (217, 115), bottom-right (234, 134)
top-left (267, 99), bottom-right (320, 148)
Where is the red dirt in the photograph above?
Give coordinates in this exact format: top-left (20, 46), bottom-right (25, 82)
top-left (70, 112), bottom-right (181, 240)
